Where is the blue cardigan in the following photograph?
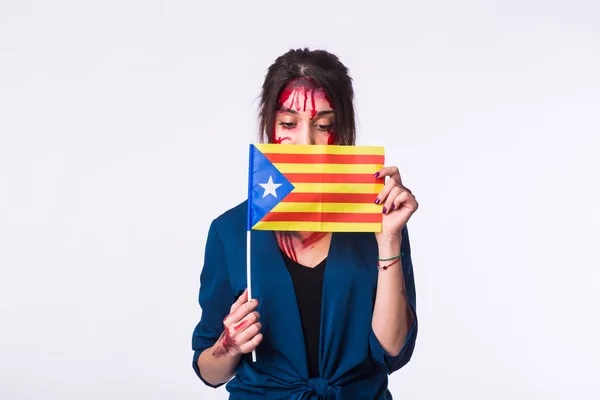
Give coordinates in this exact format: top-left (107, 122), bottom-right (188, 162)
top-left (192, 201), bottom-right (418, 399)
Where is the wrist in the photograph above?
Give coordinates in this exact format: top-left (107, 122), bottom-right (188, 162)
top-left (376, 233), bottom-right (403, 247)
top-left (211, 335), bottom-right (243, 361)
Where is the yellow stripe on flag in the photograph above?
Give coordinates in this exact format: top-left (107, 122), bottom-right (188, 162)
top-left (274, 163), bottom-right (383, 174)
top-left (253, 221), bottom-right (382, 232)
top-left (292, 183), bottom-right (383, 194)
top-left (271, 202), bottom-right (380, 213)
top-left (256, 144), bottom-right (384, 155)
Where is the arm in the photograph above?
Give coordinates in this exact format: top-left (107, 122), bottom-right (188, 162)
top-left (197, 342), bottom-right (242, 386)
top-left (370, 165), bottom-right (419, 372)
top-left (371, 227), bottom-right (415, 356)
top-left (197, 290), bottom-right (262, 386)
top-left (192, 221), bottom-right (262, 387)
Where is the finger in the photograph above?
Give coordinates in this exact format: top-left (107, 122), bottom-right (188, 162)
top-left (382, 186), bottom-right (402, 214)
top-left (229, 288), bottom-right (248, 314)
top-left (392, 190), bottom-right (419, 214)
top-left (231, 311), bottom-right (260, 336)
top-left (238, 332), bottom-right (264, 354)
top-left (374, 166), bottom-right (402, 185)
top-left (224, 297), bottom-right (259, 327)
top-left (390, 190), bottom-right (411, 212)
top-left (236, 321), bottom-right (262, 345)
top-left (375, 178), bottom-right (400, 206)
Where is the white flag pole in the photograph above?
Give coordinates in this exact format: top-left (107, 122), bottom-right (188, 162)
top-left (247, 142), bottom-right (257, 363)
top-left (247, 229), bottom-right (256, 362)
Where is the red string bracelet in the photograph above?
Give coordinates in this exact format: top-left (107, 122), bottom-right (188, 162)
top-left (377, 258), bottom-right (401, 271)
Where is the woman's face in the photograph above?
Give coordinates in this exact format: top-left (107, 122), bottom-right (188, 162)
top-left (273, 79), bottom-right (335, 145)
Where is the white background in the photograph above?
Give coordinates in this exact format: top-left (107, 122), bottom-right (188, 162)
top-left (1, 1), bottom-right (599, 399)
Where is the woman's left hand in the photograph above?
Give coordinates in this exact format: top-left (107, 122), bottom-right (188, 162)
top-left (373, 166), bottom-right (419, 242)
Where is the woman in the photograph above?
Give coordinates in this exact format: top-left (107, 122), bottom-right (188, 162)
top-left (191, 48), bottom-right (419, 399)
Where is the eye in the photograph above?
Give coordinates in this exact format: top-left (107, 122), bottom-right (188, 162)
top-left (278, 122), bottom-right (296, 129)
top-left (316, 124), bottom-right (333, 132)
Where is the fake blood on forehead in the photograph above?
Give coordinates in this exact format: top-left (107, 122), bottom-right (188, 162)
top-left (278, 81), bottom-right (333, 120)
top-left (274, 80), bottom-right (336, 144)
top-left (279, 86), bottom-right (315, 113)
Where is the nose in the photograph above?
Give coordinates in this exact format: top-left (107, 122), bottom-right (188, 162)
top-left (293, 123), bottom-right (315, 145)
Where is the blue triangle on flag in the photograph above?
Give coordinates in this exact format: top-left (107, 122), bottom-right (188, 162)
top-left (248, 145), bottom-right (295, 229)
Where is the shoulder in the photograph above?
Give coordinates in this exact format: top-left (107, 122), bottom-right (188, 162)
top-left (206, 201), bottom-right (249, 287)
top-left (206, 200), bottom-right (248, 253)
top-left (211, 200), bottom-right (247, 232)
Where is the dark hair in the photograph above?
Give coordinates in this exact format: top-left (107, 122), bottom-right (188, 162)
top-left (258, 48), bottom-right (356, 145)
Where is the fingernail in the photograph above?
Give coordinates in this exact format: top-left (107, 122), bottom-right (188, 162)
top-left (382, 207), bottom-right (387, 214)
top-left (390, 204), bottom-right (395, 211)
top-left (374, 198), bottom-right (380, 204)
top-left (374, 172), bottom-right (380, 178)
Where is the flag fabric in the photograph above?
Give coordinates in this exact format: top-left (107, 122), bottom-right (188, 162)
top-left (247, 144), bottom-right (385, 232)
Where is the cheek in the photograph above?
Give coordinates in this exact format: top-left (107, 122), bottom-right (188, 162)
top-left (327, 132), bottom-right (335, 145)
top-left (273, 124), bottom-right (296, 143)
top-left (313, 129), bottom-right (335, 145)
top-left (314, 137), bottom-right (330, 145)
top-left (326, 125), bottom-right (336, 145)
top-left (323, 127), bottom-right (336, 145)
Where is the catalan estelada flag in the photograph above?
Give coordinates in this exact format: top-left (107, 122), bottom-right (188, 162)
top-left (247, 144), bottom-right (385, 232)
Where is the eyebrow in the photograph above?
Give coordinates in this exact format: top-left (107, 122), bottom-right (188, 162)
top-left (277, 107), bottom-right (334, 117)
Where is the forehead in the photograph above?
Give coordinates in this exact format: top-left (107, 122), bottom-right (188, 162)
top-left (278, 78), bottom-right (333, 111)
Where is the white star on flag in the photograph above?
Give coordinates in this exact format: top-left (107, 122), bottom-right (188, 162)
top-left (259, 176), bottom-right (282, 198)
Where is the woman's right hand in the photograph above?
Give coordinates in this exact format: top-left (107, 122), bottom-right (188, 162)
top-left (212, 288), bottom-right (263, 358)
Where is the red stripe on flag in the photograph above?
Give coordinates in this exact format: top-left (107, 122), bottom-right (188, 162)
top-left (282, 193), bottom-right (378, 203)
top-left (284, 173), bottom-right (383, 184)
top-left (263, 153), bottom-right (384, 165)
top-left (261, 212), bottom-right (381, 223)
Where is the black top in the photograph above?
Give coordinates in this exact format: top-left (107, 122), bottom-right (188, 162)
top-left (281, 251), bottom-right (326, 378)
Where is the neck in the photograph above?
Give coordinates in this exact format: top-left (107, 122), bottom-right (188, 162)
top-left (294, 231), bottom-right (330, 248)
top-left (276, 231), bottom-right (332, 266)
